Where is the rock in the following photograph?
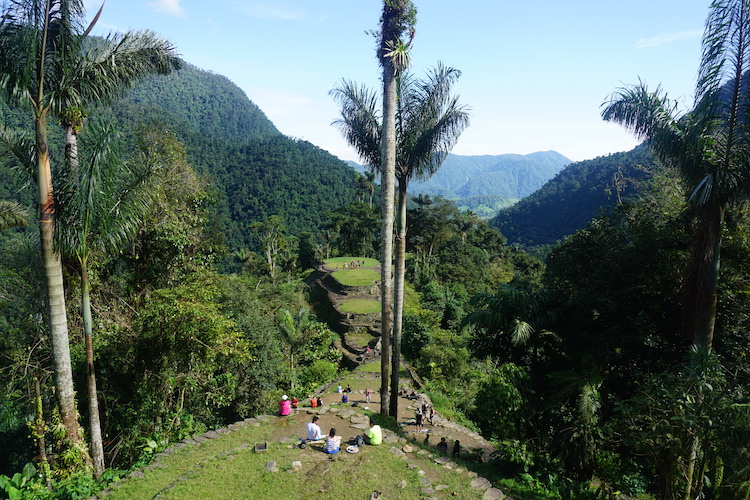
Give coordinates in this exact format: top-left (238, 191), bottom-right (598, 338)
top-left (467, 471), bottom-right (478, 478)
top-left (266, 461), bottom-right (279, 473)
top-left (471, 477), bottom-right (492, 490)
top-left (290, 461), bottom-right (302, 471)
top-left (217, 427), bottom-right (230, 435)
top-left (398, 479), bottom-right (408, 489)
top-left (203, 430), bottom-right (221, 439)
top-left (402, 444), bottom-right (414, 453)
top-left (244, 417), bottom-right (260, 426)
top-left (435, 484), bottom-right (449, 491)
top-left (350, 423), bottom-right (369, 430)
top-left (407, 462), bottom-right (417, 470)
top-left (421, 487), bottom-right (436, 495)
top-left (483, 487), bottom-right (505, 499)
top-left (277, 436), bottom-right (291, 444)
top-left (420, 476), bottom-right (432, 486)
top-left (434, 456), bottom-right (451, 465)
top-left (389, 446), bottom-right (406, 457)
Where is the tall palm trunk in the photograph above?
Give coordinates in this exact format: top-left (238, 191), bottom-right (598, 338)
top-left (35, 112), bottom-right (83, 446)
top-left (390, 178), bottom-right (407, 416)
top-left (379, 59), bottom-right (396, 415)
top-left (81, 258), bottom-right (104, 476)
top-left (682, 202), bottom-right (723, 351)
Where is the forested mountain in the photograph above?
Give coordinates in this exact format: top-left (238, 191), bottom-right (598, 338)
top-left (491, 145), bottom-right (657, 248)
top-left (100, 63), bottom-right (358, 249)
top-left (349, 150), bottom-right (570, 217)
top-left (0, 62), bottom-right (358, 251)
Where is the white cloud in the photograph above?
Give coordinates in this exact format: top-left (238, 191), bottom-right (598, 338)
top-left (227, 1), bottom-right (303, 20)
top-left (147, 0), bottom-right (186, 17)
top-left (635, 29), bottom-right (702, 49)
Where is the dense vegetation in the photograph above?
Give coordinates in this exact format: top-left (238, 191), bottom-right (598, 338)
top-left (2, 0), bottom-right (750, 498)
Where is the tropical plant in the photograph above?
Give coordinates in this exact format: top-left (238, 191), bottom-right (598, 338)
top-left (0, 0), bottom-right (91, 456)
top-left (55, 120), bottom-right (155, 476)
top-left (601, 0), bottom-right (750, 353)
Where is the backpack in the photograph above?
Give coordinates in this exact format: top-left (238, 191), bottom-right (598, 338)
top-left (356, 435), bottom-right (365, 447)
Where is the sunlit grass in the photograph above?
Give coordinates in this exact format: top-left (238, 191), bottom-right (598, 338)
top-left (340, 298), bottom-right (381, 314)
top-left (331, 268), bottom-right (380, 287)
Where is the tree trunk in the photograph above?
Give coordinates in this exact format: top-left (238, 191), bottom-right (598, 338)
top-left (81, 260), bottom-right (105, 476)
top-left (35, 113), bottom-right (83, 447)
top-left (390, 180), bottom-right (407, 416)
top-left (379, 58), bottom-right (396, 416)
top-left (682, 202), bottom-right (723, 351)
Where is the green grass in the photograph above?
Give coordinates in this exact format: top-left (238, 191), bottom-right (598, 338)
top-left (331, 269), bottom-right (380, 287)
top-left (340, 298), bottom-right (381, 314)
top-left (105, 416), bottom-right (485, 499)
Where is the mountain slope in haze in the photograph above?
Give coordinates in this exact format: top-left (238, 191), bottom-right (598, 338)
top-left (350, 151), bottom-right (571, 217)
top-left (410, 150), bottom-right (571, 199)
top-left (491, 145), bottom-right (657, 249)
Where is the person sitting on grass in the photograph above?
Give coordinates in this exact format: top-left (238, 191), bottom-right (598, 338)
top-left (279, 395), bottom-right (291, 416)
top-left (306, 416), bottom-right (324, 441)
top-left (341, 392), bottom-right (348, 404)
top-left (362, 418), bottom-right (382, 445)
top-left (325, 428), bottom-right (342, 454)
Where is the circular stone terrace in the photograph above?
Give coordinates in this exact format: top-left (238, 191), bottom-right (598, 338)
top-left (318, 257), bottom-right (383, 361)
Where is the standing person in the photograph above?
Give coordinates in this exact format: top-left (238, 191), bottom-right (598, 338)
top-left (291, 396), bottom-right (299, 413)
top-left (415, 408), bottom-right (423, 432)
top-left (325, 428), bottom-right (342, 454)
top-left (306, 416), bottom-right (324, 441)
top-left (365, 388), bottom-right (371, 404)
top-left (452, 440), bottom-right (460, 458)
top-left (429, 406), bottom-right (435, 425)
top-left (279, 395), bottom-right (291, 416)
top-left (437, 437), bottom-right (448, 454)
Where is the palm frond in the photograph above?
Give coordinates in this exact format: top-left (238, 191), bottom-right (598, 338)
top-left (329, 80), bottom-right (382, 170)
top-left (0, 200), bottom-right (28, 230)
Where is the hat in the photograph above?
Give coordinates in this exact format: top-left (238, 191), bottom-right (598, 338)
top-left (282, 395), bottom-right (288, 400)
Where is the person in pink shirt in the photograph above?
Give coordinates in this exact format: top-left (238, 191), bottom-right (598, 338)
top-left (279, 395), bottom-right (292, 416)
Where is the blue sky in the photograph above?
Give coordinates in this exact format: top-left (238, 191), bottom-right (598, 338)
top-left (85, 0), bottom-right (710, 163)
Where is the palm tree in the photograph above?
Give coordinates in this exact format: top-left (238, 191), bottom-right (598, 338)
top-left (0, 0), bottom-right (91, 453)
top-left (277, 308), bottom-right (315, 392)
top-left (0, 200), bottom-right (27, 230)
top-left (56, 120), bottom-right (155, 476)
top-left (0, 0), bottom-right (179, 462)
top-left (602, 3), bottom-right (750, 496)
top-left (331, 63), bottom-right (468, 416)
top-left (601, 0), bottom-right (750, 353)
top-left (376, 0), bottom-right (416, 415)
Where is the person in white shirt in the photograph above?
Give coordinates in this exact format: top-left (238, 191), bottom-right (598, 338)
top-left (306, 416), bottom-right (324, 441)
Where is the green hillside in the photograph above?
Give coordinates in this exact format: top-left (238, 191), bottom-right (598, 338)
top-left (0, 62), bottom-right (358, 251)
top-left (491, 145), bottom-right (657, 248)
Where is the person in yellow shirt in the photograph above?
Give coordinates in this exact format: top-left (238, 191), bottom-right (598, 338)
top-left (363, 418), bottom-right (382, 445)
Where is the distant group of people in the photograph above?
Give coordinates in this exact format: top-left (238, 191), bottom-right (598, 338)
top-left (342, 259), bottom-right (365, 269)
top-left (278, 394), bottom-right (322, 415)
